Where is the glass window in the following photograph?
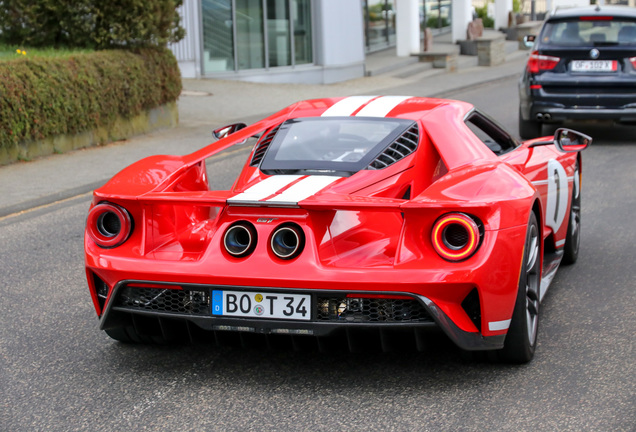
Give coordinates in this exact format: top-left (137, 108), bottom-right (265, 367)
top-left (267, 0), bottom-right (291, 67)
top-left (293, 0), bottom-right (312, 65)
top-left (260, 117), bottom-right (415, 174)
top-left (202, 0), bottom-right (235, 73)
top-left (201, 0), bottom-right (313, 73)
top-left (421, 0), bottom-right (451, 33)
top-left (465, 112), bottom-right (518, 156)
top-left (541, 19), bottom-right (636, 46)
top-left (365, 0), bottom-right (390, 51)
top-left (236, 0), bottom-right (265, 70)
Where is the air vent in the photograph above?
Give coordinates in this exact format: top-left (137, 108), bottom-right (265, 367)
top-left (250, 125), bottom-right (281, 166)
top-left (368, 124), bottom-right (419, 170)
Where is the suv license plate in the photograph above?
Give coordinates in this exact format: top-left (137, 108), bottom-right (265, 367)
top-left (212, 290), bottom-right (311, 321)
top-left (571, 60), bottom-right (616, 72)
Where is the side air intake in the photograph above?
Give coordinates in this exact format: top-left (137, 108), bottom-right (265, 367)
top-left (250, 125), bottom-right (281, 166)
top-left (368, 124), bottom-right (419, 170)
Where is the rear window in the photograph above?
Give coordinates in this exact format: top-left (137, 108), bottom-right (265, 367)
top-left (541, 19), bottom-right (636, 46)
top-left (259, 117), bottom-right (415, 175)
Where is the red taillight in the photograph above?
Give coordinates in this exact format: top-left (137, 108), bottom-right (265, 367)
top-left (580, 16), bottom-right (612, 21)
top-left (431, 213), bottom-right (481, 262)
top-left (527, 51), bottom-right (560, 74)
top-left (630, 57), bottom-right (636, 69)
top-left (530, 84), bottom-right (542, 90)
top-left (87, 202), bottom-right (133, 248)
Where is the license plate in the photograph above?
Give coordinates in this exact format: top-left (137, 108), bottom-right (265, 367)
top-left (212, 290), bottom-right (311, 320)
top-left (571, 60), bottom-right (616, 72)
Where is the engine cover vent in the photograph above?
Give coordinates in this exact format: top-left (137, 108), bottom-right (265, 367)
top-left (368, 124), bottom-right (419, 170)
top-left (250, 125), bottom-right (281, 167)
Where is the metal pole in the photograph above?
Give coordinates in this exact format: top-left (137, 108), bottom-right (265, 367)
top-left (531, 0), bottom-right (536, 22)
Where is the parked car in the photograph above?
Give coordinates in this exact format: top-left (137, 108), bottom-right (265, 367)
top-left (85, 96), bottom-right (590, 363)
top-left (519, 5), bottom-right (636, 139)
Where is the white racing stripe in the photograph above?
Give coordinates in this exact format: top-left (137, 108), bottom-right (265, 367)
top-left (228, 175), bottom-right (341, 205)
top-left (531, 175), bottom-right (574, 187)
top-left (228, 175), bottom-right (303, 203)
top-left (321, 96), bottom-right (378, 117)
top-left (355, 95), bottom-right (412, 117)
top-left (267, 176), bottom-right (341, 204)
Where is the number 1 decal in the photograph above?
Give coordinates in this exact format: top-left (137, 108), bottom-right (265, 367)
top-left (546, 159), bottom-right (568, 232)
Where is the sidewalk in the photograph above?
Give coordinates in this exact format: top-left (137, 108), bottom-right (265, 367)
top-left (0, 38), bottom-right (530, 218)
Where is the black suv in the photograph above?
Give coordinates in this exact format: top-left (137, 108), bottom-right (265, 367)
top-left (518, 5), bottom-right (636, 139)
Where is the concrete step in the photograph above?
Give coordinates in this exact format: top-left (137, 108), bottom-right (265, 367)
top-left (391, 62), bottom-right (434, 79)
top-left (365, 49), bottom-right (419, 77)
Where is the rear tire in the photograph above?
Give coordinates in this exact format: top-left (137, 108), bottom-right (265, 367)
top-left (562, 161), bottom-right (581, 265)
top-left (105, 326), bottom-right (140, 343)
top-left (519, 108), bottom-right (543, 139)
top-left (104, 326), bottom-right (168, 344)
top-left (498, 212), bottom-right (541, 364)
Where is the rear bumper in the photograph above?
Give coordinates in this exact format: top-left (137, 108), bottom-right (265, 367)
top-left (530, 102), bottom-right (636, 123)
top-left (519, 73), bottom-right (636, 122)
top-left (98, 280), bottom-right (506, 351)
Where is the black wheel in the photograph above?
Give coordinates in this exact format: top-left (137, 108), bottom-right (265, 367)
top-left (562, 161), bottom-right (581, 265)
top-left (518, 108), bottom-right (543, 140)
top-left (498, 212), bottom-right (541, 363)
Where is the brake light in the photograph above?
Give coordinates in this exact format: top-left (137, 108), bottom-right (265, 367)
top-left (431, 213), bottom-right (482, 262)
top-left (630, 57), bottom-right (636, 69)
top-left (527, 51), bottom-right (560, 74)
top-left (580, 16), bottom-right (612, 21)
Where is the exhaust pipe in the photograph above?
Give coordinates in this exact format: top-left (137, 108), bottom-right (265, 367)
top-left (543, 113), bottom-right (551, 121)
top-left (271, 224), bottom-right (305, 260)
top-left (224, 222), bottom-right (256, 257)
top-left (536, 113), bottom-right (544, 120)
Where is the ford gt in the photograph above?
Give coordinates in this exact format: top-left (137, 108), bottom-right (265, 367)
top-left (84, 96), bottom-right (590, 363)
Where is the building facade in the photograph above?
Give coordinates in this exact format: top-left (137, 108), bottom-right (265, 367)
top-left (170, 0), bottom-right (467, 84)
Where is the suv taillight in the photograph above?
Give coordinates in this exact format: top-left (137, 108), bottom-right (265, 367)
top-left (527, 51), bottom-right (560, 74)
top-left (630, 57), bottom-right (636, 70)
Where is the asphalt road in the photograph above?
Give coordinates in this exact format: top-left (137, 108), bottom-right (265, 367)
top-left (1, 76), bottom-right (635, 432)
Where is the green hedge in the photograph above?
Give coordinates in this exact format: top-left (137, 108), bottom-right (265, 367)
top-left (0, 0), bottom-right (184, 49)
top-left (0, 48), bottom-right (181, 154)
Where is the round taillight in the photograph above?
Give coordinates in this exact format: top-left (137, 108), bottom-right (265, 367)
top-left (270, 224), bottom-right (305, 260)
top-left (223, 222), bottom-right (257, 257)
top-left (431, 213), bottom-right (481, 262)
top-left (87, 203), bottom-right (133, 248)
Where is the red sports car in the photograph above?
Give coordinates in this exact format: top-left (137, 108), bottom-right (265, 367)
top-left (84, 96), bottom-right (590, 363)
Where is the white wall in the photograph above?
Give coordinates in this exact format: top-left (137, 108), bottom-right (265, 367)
top-left (395, 0), bottom-right (420, 56)
top-left (494, 0), bottom-right (513, 30)
top-left (313, 1), bottom-right (365, 66)
top-left (451, 0), bottom-right (473, 43)
top-left (169, 0), bottom-right (202, 79)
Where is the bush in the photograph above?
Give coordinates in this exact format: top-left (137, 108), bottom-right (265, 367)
top-left (0, 0), bottom-right (185, 49)
top-left (0, 48), bottom-right (181, 153)
top-left (475, 4), bottom-right (495, 29)
top-left (426, 15), bottom-right (450, 29)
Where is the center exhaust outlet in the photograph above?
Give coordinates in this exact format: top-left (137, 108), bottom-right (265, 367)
top-left (270, 224), bottom-right (305, 260)
top-left (223, 222), bottom-right (257, 257)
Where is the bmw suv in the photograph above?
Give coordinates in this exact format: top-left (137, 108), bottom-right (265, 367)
top-left (519, 5), bottom-right (636, 139)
